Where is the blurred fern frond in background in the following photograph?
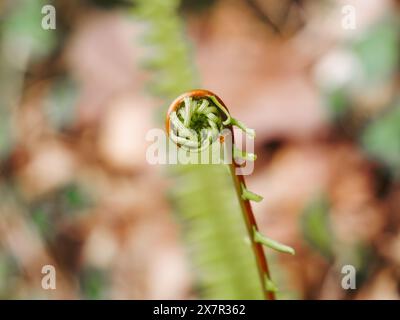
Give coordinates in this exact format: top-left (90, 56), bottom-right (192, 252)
top-left (132, 0), bottom-right (197, 101)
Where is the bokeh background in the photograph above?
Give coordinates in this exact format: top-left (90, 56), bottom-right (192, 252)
top-left (0, 0), bottom-right (399, 299)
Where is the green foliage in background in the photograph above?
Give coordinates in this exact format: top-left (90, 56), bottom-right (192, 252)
top-left (31, 184), bottom-right (92, 240)
top-left (301, 195), bottom-right (375, 290)
top-left (2, 0), bottom-right (56, 61)
top-left (321, 15), bottom-right (400, 182)
top-left (362, 102), bottom-right (400, 174)
top-left (301, 195), bottom-right (334, 260)
top-left (324, 16), bottom-right (400, 120)
top-left (44, 77), bottom-right (80, 131)
top-left (79, 267), bottom-right (108, 299)
top-left (352, 18), bottom-right (399, 85)
top-left (0, 0), bottom-right (56, 158)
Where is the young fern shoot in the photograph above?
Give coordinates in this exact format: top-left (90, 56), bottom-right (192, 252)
top-left (166, 89), bottom-right (295, 299)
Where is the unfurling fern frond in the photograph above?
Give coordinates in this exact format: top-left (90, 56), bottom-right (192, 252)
top-left (133, 1), bottom-right (294, 300)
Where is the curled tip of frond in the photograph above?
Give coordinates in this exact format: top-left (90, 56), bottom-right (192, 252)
top-left (168, 93), bottom-right (257, 154)
top-left (169, 96), bottom-right (223, 151)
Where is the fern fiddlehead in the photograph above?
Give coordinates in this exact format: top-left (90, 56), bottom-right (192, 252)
top-left (167, 90), bottom-right (254, 152)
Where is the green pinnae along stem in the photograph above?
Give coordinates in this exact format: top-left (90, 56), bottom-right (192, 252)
top-left (230, 118), bottom-right (256, 138)
top-left (207, 96), bottom-right (255, 139)
top-left (253, 226), bottom-right (296, 255)
top-left (169, 95), bottom-right (257, 151)
top-left (169, 96), bottom-right (224, 151)
top-left (234, 146), bottom-right (257, 161)
top-left (241, 183), bottom-right (263, 202)
top-left (264, 275), bottom-right (278, 293)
